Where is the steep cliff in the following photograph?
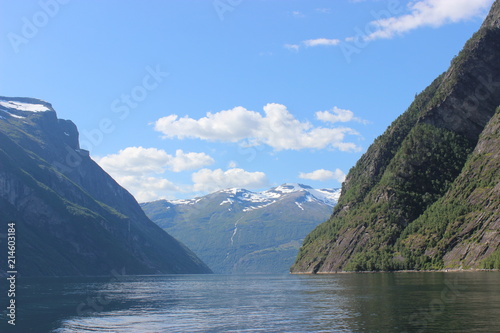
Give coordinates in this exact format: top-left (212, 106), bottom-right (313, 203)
top-left (292, 0), bottom-right (500, 273)
top-left (397, 107), bottom-right (500, 270)
top-left (0, 97), bottom-right (211, 276)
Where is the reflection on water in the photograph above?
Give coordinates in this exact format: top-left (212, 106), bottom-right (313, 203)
top-left (1, 272), bottom-right (499, 332)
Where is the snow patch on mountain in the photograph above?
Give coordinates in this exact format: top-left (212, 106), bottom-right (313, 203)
top-left (171, 198), bottom-right (202, 205)
top-left (0, 99), bottom-right (51, 112)
top-left (295, 202), bottom-right (304, 210)
top-left (0, 110), bottom-right (26, 119)
top-left (242, 202), bottom-right (275, 212)
top-left (307, 188), bottom-right (341, 206)
top-left (222, 188), bottom-right (270, 204)
top-left (268, 183), bottom-right (312, 194)
top-left (262, 183), bottom-right (341, 207)
top-left (220, 198), bottom-right (234, 206)
top-left (166, 183), bottom-right (341, 213)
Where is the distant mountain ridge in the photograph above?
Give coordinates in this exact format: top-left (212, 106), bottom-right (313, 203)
top-left (291, 0), bottom-right (500, 273)
top-left (142, 184), bottom-right (340, 273)
top-left (170, 183), bottom-right (340, 210)
top-left (0, 96), bottom-right (211, 276)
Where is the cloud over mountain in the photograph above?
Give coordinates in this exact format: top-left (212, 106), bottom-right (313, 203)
top-left (365, 0), bottom-right (494, 40)
top-left (154, 103), bottom-right (362, 152)
top-left (95, 146), bottom-right (215, 201)
top-left (299, 168), bottom-right (346, 182)
top-left (192, 168), bottom-right (268, 193)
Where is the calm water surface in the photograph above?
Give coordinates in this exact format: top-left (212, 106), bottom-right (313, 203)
top-left (1, 272), bottom-right (499, 332)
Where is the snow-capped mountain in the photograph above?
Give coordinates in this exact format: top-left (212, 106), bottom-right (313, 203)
top-left (172, 183), bottom-right (340, 211)
top-left (262, 183), bottom-right (340, 206)
top-left (0, 96), bottom-right (211, 276)
top-left (141, 184), bottom-right (341, 274)
top-left (0, 97), bottom-right (53, 119)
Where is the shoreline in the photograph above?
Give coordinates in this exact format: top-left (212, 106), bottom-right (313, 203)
top-left (290, 268), bottom-right (500, 275)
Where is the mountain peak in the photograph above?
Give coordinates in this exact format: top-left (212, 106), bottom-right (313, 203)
top-left (273, 183), bottom-right (313, 192)
top-left (0, 95), bottom-right (211, 276)
top-left (482, 0), bottom-right (500, 29)
top-left (221, 187), bottom-right (252, 195)
top-left (0, 96), bottom-right (54, 115)
top-left (142, 183), bottom-right (341, 274)
top-left (163, 184), bottom-right (341, 211)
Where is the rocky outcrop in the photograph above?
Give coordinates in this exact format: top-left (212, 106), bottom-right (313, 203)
top-left (400, 108), bottom-right (500, 269)
top-left (0, 96), bottom-right (211, 276)
top-left (291, 0), bottom-right (500, 273)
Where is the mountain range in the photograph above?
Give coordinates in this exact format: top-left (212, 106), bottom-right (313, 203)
top-left (291, 0), bottom-right (500, 273)
top-left (2, 0), bottom-right (498, 278)
top-left (141, 184), bottom-right (340, 273)
top-left (0, 97), bottom-right (211, 276)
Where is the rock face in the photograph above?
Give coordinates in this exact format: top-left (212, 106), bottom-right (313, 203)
top-left (0, 97), bottom-right (211, 276)
top-left (401, 108), bottom-right (500, 269)
top-left (141, 184), bottom-right (340, 273)
top-left (291, 0), bottom-right (500, 273)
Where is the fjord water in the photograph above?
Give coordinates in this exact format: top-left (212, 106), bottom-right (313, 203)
top-left (3, 272), bottom-right (500, 332)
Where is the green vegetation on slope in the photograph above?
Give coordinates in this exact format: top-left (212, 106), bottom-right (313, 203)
top-left (294, 122), bottom-right (474, 272)
top-left (292, 0), bottom-right (500, 273)
top-left (0, 99), bottom-right (211, 276)
top-left (396, 108), bottom-right (500, 270)
top-left (142, 189), bottom-right (335, 274)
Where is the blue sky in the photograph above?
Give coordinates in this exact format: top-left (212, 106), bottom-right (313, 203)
top-left (0, 0), bottom-right (494, 201)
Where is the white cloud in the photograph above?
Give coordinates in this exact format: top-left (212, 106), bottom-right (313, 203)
top-left (365, 0), bottom-right (493, 40)
top-left (289, 0), bottom-right (492, 53)
top-left (292, 10), bottom-right (305, 18)
top-left (115, 175), bottom-right (180, 203)
top-left (94, 147), bottom-right (214, 202)
top-left (315, 8), bottom-right (332, 14)
top-left (316, 107), bottom-right (368, 124)
top-left (97, 147), bottom-right (214, 175)
top-left (155, 103), bottom-right (362, 152)
top-left (284, 43), bottom-right (300, 51)
top-left (303, 38), bottom-right (341, 47)
top-left (169, 150), bottom-right (215, 172)
top-left (299, 168), bottom-right (346, 182)
top-left (192, 168), bottom-right (268, 193)
top-left (155, 107), bottom-right (259, 142)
